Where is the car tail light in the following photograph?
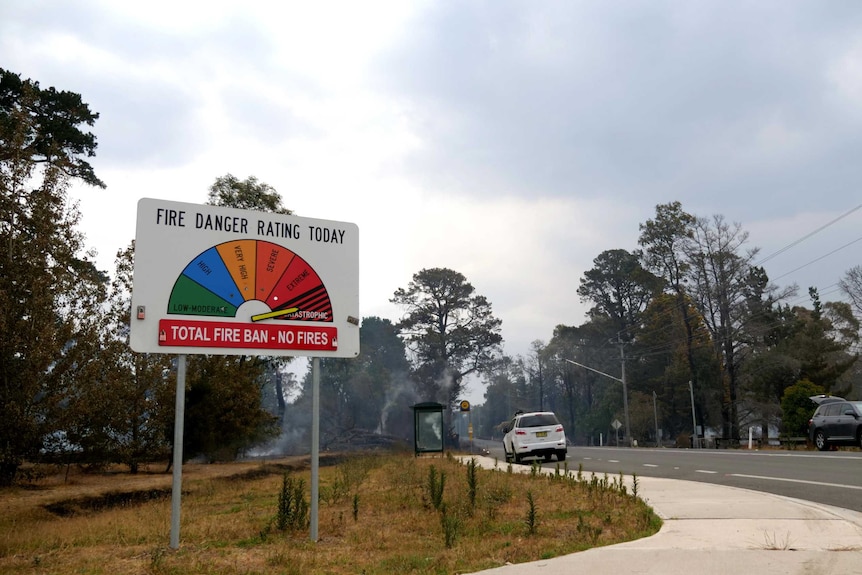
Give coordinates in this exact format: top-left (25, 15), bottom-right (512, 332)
top-left (555, 426), bottom-right (563, 432)
top-left (515, 430), bottom-right (526, 435)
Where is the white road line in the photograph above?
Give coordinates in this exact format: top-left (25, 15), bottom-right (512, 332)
top-left (695, 470), bottom-right (717, 474)
top-left (643, 464), bottom-right (658, 468)
top-left (608, 459), bottom-right (619, 463)
top-left (730, 473), bottom-right (862, 490)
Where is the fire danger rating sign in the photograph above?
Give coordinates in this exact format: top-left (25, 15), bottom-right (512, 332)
top-left (130, 198), bottom-right (359, 357)
top-left (159, 319), bottom-right (338, 351)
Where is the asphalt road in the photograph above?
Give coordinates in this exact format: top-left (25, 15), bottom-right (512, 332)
top-left (470, 439), bottom-right (862, 512)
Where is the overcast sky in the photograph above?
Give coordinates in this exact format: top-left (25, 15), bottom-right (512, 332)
top-left (4, 1), bottom-right (861, 401)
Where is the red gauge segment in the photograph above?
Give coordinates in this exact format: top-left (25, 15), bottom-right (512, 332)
top-left (265, 255), bottom-right (332, 321)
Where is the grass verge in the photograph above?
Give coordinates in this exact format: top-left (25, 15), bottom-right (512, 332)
top-left (0, 451), bottom-right (661, 574)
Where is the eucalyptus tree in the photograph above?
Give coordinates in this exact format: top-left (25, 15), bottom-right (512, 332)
top-left (638, 202), bottom-right (700, 392)
top-left (391, 268), bottom-right (503, 409)
top-left (684, 214), bottom-right (760, 438)
top-left (207, 174), bottom-right (292, 215)
top-left (636, 293), bottom-right (721, 441)
top-left (835, 266), bottom-right (862, 397)
top-left (0, 69), bottom-right (105, 484)
top-left (576, 248), bottom-right (662, 342)
top-left (61, 242), bottom-right (175, 471)
top-left (522, 340), bottom-right (549, 411)
top-left (839, 265), bottom-right (862, 319)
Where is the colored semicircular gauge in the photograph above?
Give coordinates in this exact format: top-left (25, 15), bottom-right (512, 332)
top-left (167, 240), bottom-right (333, 322)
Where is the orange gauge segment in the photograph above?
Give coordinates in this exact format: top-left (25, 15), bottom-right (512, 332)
top-left (215, 239), bottom-right (257, 302)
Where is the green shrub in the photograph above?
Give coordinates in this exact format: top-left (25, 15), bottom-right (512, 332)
top-left (275, 472), bottom-right (309, 532)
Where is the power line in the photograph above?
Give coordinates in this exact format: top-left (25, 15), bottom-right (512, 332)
top-left (613, 204), bottom-right (862, 345)
top-left (771, 235), bottom-right (862, 282)
top-left (756, 203), bottom-right (862, 266)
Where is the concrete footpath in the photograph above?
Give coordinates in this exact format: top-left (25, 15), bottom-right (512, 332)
top-left (463, 455), bottom-right (862, 575)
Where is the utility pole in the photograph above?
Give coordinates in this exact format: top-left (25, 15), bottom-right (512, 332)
top-left (653, 390), bottom-right (660, 447)
top-left (689, 380), bottom-right (698, 449)
top-left (564, 357), bottom-right (631, 447)
top-left (619, 340), bottom-right (631, 447)
top-left (538, 359), bottom-right (544, 412)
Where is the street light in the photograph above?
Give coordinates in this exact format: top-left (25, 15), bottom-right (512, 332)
top-left (564, 358), bottom-right (631, 447)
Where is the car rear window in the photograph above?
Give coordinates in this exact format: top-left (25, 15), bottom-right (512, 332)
top-left (825, 404), bottom-right (842, 417)
top-left (518, 414), bottom-right (560, 427)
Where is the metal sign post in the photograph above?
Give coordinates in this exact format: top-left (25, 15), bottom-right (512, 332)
top-left (310, 357), bottom-right (320, 541)
top-left (612, 419), bottom-right (622, 446)
top-left (169, 354), bottom-right (186, 549)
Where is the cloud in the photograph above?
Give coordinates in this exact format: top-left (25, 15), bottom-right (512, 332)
top-left (371, 2), bottom-right (862, 221)
top-left (3, 0), bottom-right (861, 388)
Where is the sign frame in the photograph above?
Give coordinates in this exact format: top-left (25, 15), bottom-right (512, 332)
top-left (130, 198), bottom-right (359, 357)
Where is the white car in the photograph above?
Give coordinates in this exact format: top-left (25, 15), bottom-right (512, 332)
top-left (503, 411), bottom-right (567, 464)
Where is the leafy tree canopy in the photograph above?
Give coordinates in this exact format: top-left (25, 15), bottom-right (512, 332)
top-left (207, 174), bottom-right (291, 214)
top-left (0, 68), bottom-right (103, 188)
top-left (577, 248), bottom-right (661, 340)
top-left (0, 69), bottom-right (104, 485)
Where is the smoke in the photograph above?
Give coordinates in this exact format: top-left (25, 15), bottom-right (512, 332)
top-left (249, 369), bottom-right (423, 457)
top-left (248, 366), bottom-right (465, 458)
top-left (436, 368), bottom-right (458, 405)
top-left (246, 426), bottom-right (307, 458)
top-left (377, 371), bottom-right (420, 441)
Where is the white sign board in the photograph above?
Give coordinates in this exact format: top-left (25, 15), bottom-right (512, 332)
top-left (130, 198), bottom-right (359, 357)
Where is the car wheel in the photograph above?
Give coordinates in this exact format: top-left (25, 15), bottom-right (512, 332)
top-left (513, 451), bottom-right (522, 464)
top-left (814, 430), bottom-right (828, 451)
top-left (858, 429), bottom-right (862, 450)
top-left (503, 443), bottom-right (512, 463)
top-left (556, 450), bottom-right (566, 462)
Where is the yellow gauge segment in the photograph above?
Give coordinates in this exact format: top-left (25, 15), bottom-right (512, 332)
top-left (251, 307), bottom-right (299, 322)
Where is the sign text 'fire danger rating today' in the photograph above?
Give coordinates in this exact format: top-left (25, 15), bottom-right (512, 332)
top-left (158, 319), bottom-right (338, 351)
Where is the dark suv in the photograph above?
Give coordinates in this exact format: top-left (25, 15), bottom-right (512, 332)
top-left (808, 396), bottom-right (862, 451)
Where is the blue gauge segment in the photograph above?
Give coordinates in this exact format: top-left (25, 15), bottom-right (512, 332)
top-left (180, 247), bottom-right (244, 306)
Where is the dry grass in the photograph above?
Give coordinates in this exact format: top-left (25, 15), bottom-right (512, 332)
top-left (0, 451), bottom-right (661, 574)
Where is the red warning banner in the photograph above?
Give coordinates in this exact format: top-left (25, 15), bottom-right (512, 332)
top-left (158, 319), bottom-right (338, 351)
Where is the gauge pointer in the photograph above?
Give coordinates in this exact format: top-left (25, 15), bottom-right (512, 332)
top-left (251, 307), bottom-right (299, 322)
